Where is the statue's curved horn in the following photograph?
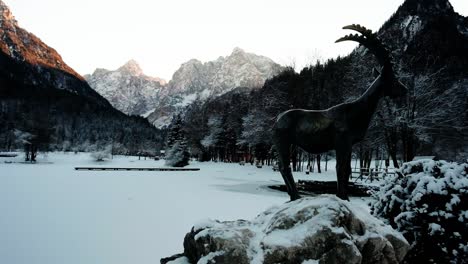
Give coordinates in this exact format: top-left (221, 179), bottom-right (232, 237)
top-left (335, 24), bottom-right (391, 66)
top-left (342, 24), bottom-right (373, 38)
top-left (335, 34), bottom-right (370, 45)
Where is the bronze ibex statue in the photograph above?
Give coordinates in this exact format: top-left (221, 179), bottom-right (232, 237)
top-left (273, 25), bottom-right (407, 201)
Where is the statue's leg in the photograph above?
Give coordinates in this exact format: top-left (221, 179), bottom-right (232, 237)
top-left (275, 141), bottom-right (301, 201)
top-left (336, 143), bottom-right (351, 201)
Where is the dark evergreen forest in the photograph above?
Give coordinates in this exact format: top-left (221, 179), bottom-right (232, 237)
top-left (0, 50), bottom-right (163, 155)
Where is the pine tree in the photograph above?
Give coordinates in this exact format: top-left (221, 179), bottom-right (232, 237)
top-left (165, 115), bottom-right (190, 167)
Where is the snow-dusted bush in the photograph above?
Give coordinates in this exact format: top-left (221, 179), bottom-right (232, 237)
top-left (165, 142), bottom-right (189, 167)
top-left (90, 145), bottom-right (112, 161)
top-left (61, 140), bottom-right (71, 152)
top-left (14, 129), bottom-right (33, 145)
top-left (371, 159), bottom-right (468, 263)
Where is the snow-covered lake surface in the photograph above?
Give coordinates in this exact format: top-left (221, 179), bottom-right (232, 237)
top-left (0, 152), bottom-right (372, 264)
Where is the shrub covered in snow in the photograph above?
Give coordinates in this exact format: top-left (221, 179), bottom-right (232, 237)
top-left (165, 142), bottom-right (189, 167)
top-left (90, 145), bottom-right (112, 161)
top-left (371, 159), bottom-right (468, 263)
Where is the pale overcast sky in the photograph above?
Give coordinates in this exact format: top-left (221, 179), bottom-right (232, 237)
top-left (3, 0), bottom-right (468, 80)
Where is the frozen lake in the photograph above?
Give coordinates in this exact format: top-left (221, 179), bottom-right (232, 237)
top-left (0, 152), bottom-right (370, 264)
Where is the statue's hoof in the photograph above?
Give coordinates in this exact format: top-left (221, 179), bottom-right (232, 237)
top-left (290, 195), bottom-right (301, 201)
top-left (336, 194), bottom-right (350, 201)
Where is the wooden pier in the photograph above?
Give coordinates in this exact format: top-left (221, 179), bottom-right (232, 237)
top-left (75, 167), bottom-right (200, 171)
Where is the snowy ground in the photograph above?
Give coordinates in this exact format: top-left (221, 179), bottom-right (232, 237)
top-left (0, 152), bottom-right (374, 264)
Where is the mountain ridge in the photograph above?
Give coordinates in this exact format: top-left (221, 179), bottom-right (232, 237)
top-left (0, 0), bottom-right (162, 153)
top-left (0, 1), bottom-right (83, 81)
top-left (85, 60), bottom-right (166, 116)
top-left (86, 47), bottom-right (283, 127)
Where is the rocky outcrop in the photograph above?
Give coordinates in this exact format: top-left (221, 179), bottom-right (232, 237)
top-left (0, 0), bottom-right (161, 153)
top-left (146, 48), bottom-right (283, 128)
top-left (162, 196), bottom-right (409, 264)
top-left (0, 0), bottom-right (107, 104)
top-left (0, 1), bottom-right (80, 79)
top-left (168, 47), bottom-right (283, 96)
top-left (85, 60), bottom-right (166, 116)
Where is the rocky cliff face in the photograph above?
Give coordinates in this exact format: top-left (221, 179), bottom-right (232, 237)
top-left (169, 47), bottom-right (283, 96)
top-left (0, 1), bottom-right (79, 78)
top-left (147, 48), bottom-right (283, 127)
top-left (0, 1), bottom-right (107, 104)
top-left (0, 0), bottom-right (161, 153)
top-left (85, 60), bottom-right (166, 116)
top-left (87, 48), bottom-right (283, 127)
top-left (377, 0), bottom-right (468, 74)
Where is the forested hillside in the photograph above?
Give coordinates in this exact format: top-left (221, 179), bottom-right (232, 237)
top-left (0, 1), bottom-right (162, 155)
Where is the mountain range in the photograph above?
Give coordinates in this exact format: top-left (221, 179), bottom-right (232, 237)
top-left (86, 48), bottom-right (283, 127)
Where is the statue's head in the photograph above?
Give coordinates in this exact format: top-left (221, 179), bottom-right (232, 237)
top-left (336, 24), bottom-right (408, 99)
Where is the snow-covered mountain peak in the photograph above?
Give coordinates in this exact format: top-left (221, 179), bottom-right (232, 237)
top-left (86, 61), bottom-right (166, 116)
top-left (231, 47), bottom-right (246, 55)
top-left (168, 47), bottom-right (282, 95)
top-left (90, 68), bottom-right (110, 77)
top-left (145, 48), bottom-right (284, 127)
top-left (183, 58), bottom-right (203, 66)
top-left (118, 59), bottom-right (144, 76)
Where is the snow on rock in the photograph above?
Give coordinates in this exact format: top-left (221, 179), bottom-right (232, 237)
top-left (164, 256), bottom-right (191, 264)
top-left (162, 195), bottom-right (409, 264)
top-left (401, 15), bottom-right (423, 42)
top-left (302, 260), bottom-right (319, 264)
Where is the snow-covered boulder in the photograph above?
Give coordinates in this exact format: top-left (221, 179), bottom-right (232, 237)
top-left (371, 160), bottom-right (468, 263)
top-left (162, 196), bottom-right (409, 264)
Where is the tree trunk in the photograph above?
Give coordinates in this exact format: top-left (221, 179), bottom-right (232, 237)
top-left (390, 151), bottom-right (399, 169)
top-left (292, 146), bottom-right (298, 172)
top-left (402, 126), bottom-right (416, 162)
top-left (24, 144), bottom-right (30, 161)
top-left (316, 154), bottom-right (321, 173)
top-left (384, 129), bottom-right (400, 169)
top-left (31, 145), bottom-right (37, 162)
top-left (367, 150), bottom-right (373, 170)
top-left (311, 157), bottom-right (315, 172)
top-left (359, 146), bottom-right (364, 171)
